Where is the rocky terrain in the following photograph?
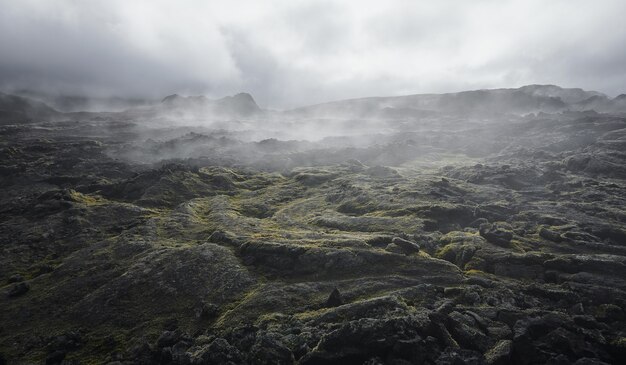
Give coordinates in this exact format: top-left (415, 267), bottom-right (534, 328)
top-left (1, 85), bottom-right (625, 364)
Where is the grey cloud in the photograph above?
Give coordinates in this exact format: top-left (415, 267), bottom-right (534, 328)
top-left (0, 0), bottom-right (625, 109)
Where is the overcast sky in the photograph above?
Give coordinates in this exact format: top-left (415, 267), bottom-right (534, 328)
top-left (1, 0), bottom-right (625, 108)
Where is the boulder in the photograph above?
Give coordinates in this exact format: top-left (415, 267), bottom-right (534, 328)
top-left (539, 227), bottom-right (564, 242)
top-left (249, 333), bottom-right (295, 365)
top-left (479, 223), bottom-right (513, 247)
top-left (7, 274), bottom-right (24, 283)
top-left (391, 237), bottom-right (420, 254)
top-left (190, 338), bottom-right (245, 365)
top-left (484, 340), bottom-right (512, 365)
top-left (326, 288), bottom-right (344, 308)
top-left (7, 282), bottom-right (30, 297)
top-left (156, 330), bottom-right (181, 349)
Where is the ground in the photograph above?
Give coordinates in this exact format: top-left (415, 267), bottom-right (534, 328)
top-left (1, 109), bottom-right (625, 364)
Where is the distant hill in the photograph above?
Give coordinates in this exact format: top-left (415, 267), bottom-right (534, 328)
top-left (288, 85), bottom-right (625, 118)
top-left (2, 86), bottom-right (624, 123)
top-left (0, 92), bottom-right (59, 122)
top-left (158, 92), bottom-right (262, 118)
top-left (12, 90), bottom-right (155, 112)
top-left (517, 84), bottom-right (606, 104)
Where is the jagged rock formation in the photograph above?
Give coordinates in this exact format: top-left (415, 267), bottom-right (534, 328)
top-left (159, 92), bottom-right (261, 118)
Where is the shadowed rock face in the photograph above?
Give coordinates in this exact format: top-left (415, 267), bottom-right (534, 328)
top-left (159, 92), bottom-right (261, 118)
top-left (1, 86), bottom-right (626, 364)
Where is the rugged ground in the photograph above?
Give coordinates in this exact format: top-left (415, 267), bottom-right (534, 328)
top-left (1, 86), bottom-right (626, 364)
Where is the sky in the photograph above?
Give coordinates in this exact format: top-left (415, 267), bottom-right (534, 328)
top-left (1, 0), bottom-right (625, 109)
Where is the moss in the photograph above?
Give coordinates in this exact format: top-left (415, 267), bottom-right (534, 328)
top-left (464, 257), bottom-right (487, 271)
top-left (611, 337), bottom-right (626, 349)
top-left (436, 244), bottom-right (459, 262)
top-left (68, 189), bottom-right (105, 205)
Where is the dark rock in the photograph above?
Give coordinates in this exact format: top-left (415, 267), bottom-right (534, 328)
top-left (435, 348), bottom-right (485, 365)
top-left (468, 218), bottom-right (489, 228)
top-left (590, 225), bottom-right (626, 246)
top-left (249, 333), bottom-right (295, 365)
top-left (594, 304), bottom-right (623, 322)
top-left (423, 219), bottom-right (439, 231)
top-left (207, 230), bottom-right (234, 245)
top-left (510, 313), bottom-right (604, 364)
top-left (7, 282), bottom-right (30, 297)
top-left (191, 338), bottom-right (244, 365)
top-left (364, 165), bottom-right (400, 178)
top-left (192, 338), bottom-right (245, 365)
top-left (479, 223), bottom-right (513, 247)
top-left (325, 288), bottom-right (343, 308)
top-left (45, 350), bottom-right (66, 365)
top-left (390, 338), bottom-right (427, 364)
top-left (464, 276), bottom-right (494, 288)
top-left (570, 303), bottom-right (585, 315)
top-left (129, 340), bottom-right (158, 364)
top-left (546, 354), bottom-right (572, 365)
top-left (391, 237), bottom-right (420, 254)
top-left (572, 315), bottom-right (606, 330)
top-left (159, 347), bottom-right (173, 364)
top-left (162, 318), bottom-right (179, 331)
top-left (196, 302), bottom-right (219, 319)
top-left (300, 316), bottom-right (425, 365)
top-left (171, 341), bottom-right (192, 365)
top-left (539, 227), bottom-right (564, 242)
top-left (156, 330), bottom-right (181, 348)
top-left (365, 235), bottom-right (393, 248)
top-left (484, 340), bottom-right (512, 365)
top-left (447, 311), bottom-right (491, 351)
top-left (573, 358), bottom-right (611, 365)
top-left (436, 239), bottom-right (479, 269)
top-left (444, 287), bottom-right (463, 297)
top-left (493, 262), bottom-right (544, 280)
top-left (47, 331), bottom-right (84, 352)
top-left (384, 243), bottom-right (405, 254)
top-left (363, 357), bottom-right (384, 365)
top-left (543, 256), bottom-right (626, 277)
top-left (562, 230), bottom-right (600, 242)
top-left (462, 291), bottom-right (481, 305)
top-left (7, 273), bottom-right (24, 283)
top-left (544, 270), bottom-right (560, 283)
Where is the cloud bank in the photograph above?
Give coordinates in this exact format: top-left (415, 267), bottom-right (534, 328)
top-left (1, 0), bottom-right (625, 108)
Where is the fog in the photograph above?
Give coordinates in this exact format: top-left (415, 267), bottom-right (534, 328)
top-left (1, 0), bottom-right (626, 109)
top-left (2, 0), bottom-right (626, 170)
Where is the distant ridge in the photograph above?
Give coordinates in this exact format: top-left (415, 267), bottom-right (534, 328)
top-left (288, 84), bottom-right (625, 117)
top-left (1, 85), bottom-right (625, 122)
